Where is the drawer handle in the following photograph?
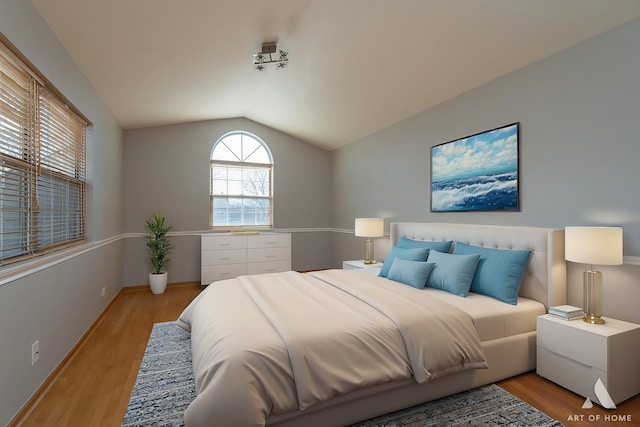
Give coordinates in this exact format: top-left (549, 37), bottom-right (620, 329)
top-left (219, 257), bottom-right (231, 261)
top-left (265, 255), bottom-right (276, 258)
top-left (546, 348), bottom-right (595, 369)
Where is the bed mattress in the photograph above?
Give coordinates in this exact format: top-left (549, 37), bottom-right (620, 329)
top-left (420, 287), bottom-right (546, 342)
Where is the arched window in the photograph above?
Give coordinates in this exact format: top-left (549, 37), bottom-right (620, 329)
top-left (210, 132), bottom-right (273, 229)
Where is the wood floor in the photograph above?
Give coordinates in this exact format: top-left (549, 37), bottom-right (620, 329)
top-left (10, 284), bottom-right (639, 426)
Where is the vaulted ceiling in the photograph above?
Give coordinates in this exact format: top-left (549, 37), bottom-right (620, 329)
top-left (32, 0), bottom-right (640, 150)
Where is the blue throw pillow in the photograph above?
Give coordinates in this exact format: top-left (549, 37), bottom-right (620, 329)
top-left (378, 246), bottom-right (430, 278)
top-left (396, 237), bottom-right (453, 253)
top-left (425, 251), bottom-right (481, 297)
top-left (453, 242), bottom-right (532, 305)
top-left (387, 259), bottom-right (435, 289)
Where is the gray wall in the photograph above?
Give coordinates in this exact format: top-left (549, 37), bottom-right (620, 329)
top-left (0, 1), bottom-right (124, 425)
top-left (333, 18), bottom-right (640, 324)
top-left (121, 118), bottom-right (333, 285)
top-left (3, 5), bottom-right (640, 424)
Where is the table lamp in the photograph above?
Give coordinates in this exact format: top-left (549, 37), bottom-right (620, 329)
top-left (355, 218), bottom-right (384, 264)
top-left (565, 226), bottom-right (623, 324)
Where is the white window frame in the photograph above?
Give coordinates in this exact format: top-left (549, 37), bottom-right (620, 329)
top-left (209, 131), bottom-right (273, 230)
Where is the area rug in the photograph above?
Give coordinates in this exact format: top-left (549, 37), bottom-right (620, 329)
top-left (122, 321), bottom-right (195, 427)
top-left (123, 322), bottom-right (564, 427)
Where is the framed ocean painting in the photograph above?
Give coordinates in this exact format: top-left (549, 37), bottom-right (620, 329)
top-left (430, 123), bottom-right (520, 212)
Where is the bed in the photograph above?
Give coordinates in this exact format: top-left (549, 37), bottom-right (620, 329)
top-left (177, 222), bottom-right (566, 427)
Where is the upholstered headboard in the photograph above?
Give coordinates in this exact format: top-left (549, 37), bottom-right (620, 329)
top-left (390, 222), bottom-right (566, 310)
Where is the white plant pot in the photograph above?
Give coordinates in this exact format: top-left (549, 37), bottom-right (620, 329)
top-left (149, 272), bottom-right (168, 294)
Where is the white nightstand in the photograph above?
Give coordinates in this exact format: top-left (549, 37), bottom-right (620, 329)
top-left (342, 260), bottom-right (383, 275)
top-left (537, 314), bottom-right (640, 406)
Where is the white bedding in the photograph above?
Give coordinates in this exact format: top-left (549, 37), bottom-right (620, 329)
top-left (177, 269), bottom-right (488, 427)
top-left (423, 288), bottom-right (546, 341)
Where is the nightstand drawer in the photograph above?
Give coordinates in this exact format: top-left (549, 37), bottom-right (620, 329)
top-left (537, 317), bottom-right (607, 371)
top-left (537, 347), bottom-right (607, 404)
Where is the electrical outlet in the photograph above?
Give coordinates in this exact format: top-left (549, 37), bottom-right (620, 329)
top-left (32, 340), bottom-right (40, 365)
top-left (101, 287), bottom-right (106, 297)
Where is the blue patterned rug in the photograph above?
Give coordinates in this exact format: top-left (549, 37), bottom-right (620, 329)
top-left (123, 322), bottom-right (564, 427)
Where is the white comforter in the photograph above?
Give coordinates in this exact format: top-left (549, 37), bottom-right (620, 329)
top-left (177, 269), bottom-right (487, 427)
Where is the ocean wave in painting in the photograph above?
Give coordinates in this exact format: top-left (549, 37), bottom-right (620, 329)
top-left (432, 171), bottom-right (518, 211)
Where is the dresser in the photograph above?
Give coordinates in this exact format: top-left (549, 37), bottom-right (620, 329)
top-left (201, 233), bottom-right (291, 285)
top-left (537, 314), bottom-right (640, 406)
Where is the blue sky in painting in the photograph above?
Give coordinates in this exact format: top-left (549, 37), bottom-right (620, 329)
top-left (431, 124), bottom-right (518, 182)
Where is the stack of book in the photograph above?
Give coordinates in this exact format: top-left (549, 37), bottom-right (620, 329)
top-left (549, 305), bottom-right (584, 320)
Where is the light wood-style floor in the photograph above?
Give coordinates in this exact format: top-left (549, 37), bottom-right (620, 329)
top-left (10, 284), bottom-right (639, 426)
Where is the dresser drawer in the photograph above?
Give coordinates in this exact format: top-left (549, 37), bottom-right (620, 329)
top-left (202, 235), bottom-right (247, 250)
top-left (202, 248), bottom-right (246, 265)
top-left (247, 260), bottom-right (291, 275)
top-left (537, 317), bottom-right (607, 371)
top-left (248, 233), bottom-right (291, 249)
top-left (248, 247), bottom-right (291, 263)
top-left (201, 264), bottom-right (247, 284)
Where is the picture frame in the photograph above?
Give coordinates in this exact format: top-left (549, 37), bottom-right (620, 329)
top-left (430, 122), bottom-right (520, 212)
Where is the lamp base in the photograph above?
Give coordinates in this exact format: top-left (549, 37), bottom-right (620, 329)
top-left (583, 315), bottom-right (606, 324)
top-left (363, 239), bottom-right (376, 265)
top-left (583, 269), bottom-right (605, 325)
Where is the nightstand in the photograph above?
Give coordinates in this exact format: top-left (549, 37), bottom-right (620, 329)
top-left (342, 260), bottom-right (383, 275)
top-left (537, 314), bottom-right (640, 406)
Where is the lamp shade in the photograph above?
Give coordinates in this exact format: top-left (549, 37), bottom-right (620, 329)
top-left (565, 226), bottom-right (623, 265)
top-left (354, 218), bottom-right (384, 238)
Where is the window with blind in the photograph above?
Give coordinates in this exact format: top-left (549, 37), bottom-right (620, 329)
top-left (1, 41), bottom-right (87, 267)
top-left (210, 132), bottom-right (273, 229)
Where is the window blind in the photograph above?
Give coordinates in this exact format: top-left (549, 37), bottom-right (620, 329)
top-left (0, 40), bottom-right (86, 266)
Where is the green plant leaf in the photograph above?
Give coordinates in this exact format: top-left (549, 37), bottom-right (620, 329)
top-left (145, 213), bottom-right (172, 274)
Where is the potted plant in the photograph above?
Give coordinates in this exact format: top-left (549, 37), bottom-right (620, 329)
top-left (145, 213), bottom-right (172, 294)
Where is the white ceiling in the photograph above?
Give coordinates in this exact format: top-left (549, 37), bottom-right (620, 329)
top-left (31, 0), bottom-right (640, 150)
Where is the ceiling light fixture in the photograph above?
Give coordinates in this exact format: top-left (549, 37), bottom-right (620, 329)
top-left (253, 42), bottom-right (289, 71)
